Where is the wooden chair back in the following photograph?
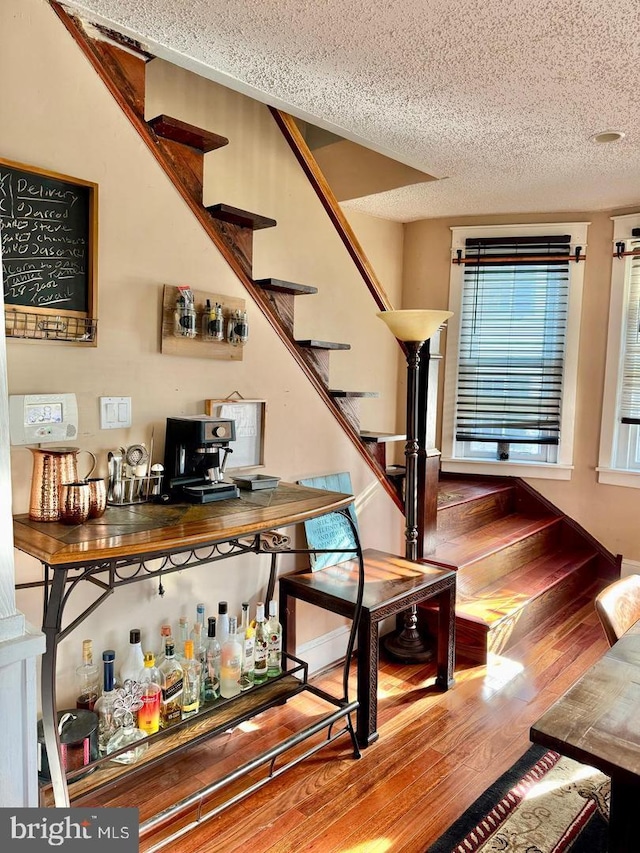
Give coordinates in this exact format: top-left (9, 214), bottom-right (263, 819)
top-left (595, 574), bottom-right (640, 646)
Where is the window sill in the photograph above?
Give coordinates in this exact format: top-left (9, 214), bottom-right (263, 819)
top-left (441, 458), bottom-right (573, 481)
top-left (596, 467), bottom-right (640, 488)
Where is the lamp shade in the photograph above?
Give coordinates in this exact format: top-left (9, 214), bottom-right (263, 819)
top-left (376, 309), bottom-right (453, 342)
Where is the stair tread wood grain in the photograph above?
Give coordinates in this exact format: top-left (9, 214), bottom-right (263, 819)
top-left (206, 203), bottom-right (277, 230)
top-left (437, 476), bottom-right (514, 511)
top-left (297, 340), bottom-right (351, 350)
top-left (253, 278), bottom-right (318, 295)
top-left (148, 114), bottom-right (229, 152)
top-left (432, 511), bottom-right (561, 569)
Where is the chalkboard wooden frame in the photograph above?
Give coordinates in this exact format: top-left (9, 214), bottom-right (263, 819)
top-left (1, 157), bottom-right (98, 343)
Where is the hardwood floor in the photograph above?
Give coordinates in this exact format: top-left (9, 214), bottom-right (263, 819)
top-left (89, 590), bottom-right (608, 852)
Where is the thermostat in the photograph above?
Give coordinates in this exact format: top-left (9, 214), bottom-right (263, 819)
top-left (9, 393), bottom-right (78, 445)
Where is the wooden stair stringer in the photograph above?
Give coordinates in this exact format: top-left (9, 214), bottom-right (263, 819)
top-left (50, 2), bottom-right (404, 511)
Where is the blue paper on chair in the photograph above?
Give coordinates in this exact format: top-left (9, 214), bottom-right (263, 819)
top-left (298, 472), bottom-right (359, 572)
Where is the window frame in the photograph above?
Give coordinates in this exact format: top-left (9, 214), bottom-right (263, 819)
top-left (441, 221), bottom-right (589, 481)
top-left (597, 212), bottom-right (640, 488)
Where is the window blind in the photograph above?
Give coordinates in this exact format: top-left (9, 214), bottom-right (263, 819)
top-left (455, 235), bottom-right (571, 445)
top-left (620, 239), bottom-right (640, 424)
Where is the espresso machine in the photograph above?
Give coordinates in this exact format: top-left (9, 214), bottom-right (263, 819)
top-left (163, 416), bottom-right (240, 503)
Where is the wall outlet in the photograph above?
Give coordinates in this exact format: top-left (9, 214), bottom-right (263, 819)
top-left (100, 396), bottom-right (132, 429)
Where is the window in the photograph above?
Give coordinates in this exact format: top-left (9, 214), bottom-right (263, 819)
top-left (598, 213), bottom-right (640, 487)
top-left (442, 223), bottom-right (589, 480)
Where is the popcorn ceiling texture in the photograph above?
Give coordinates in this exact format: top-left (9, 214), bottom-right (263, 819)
top-left (64, 0), bottom-right (640, 221)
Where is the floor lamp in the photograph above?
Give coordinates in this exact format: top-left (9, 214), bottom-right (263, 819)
top-left (377, 309), bottom-right (453, 661)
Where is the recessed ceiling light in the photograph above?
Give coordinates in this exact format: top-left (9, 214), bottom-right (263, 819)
top-left (591, 130), bottom-right (626, 144)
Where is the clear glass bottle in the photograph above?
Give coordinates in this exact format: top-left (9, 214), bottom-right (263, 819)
top-left (106, 680), bottom-right (148, 764)
top-left (253, 602), bottom-right (268, 684)
top-left (120, 628), bottom-right (145, 690)
top-left (239, 602), bottom-right (255, 691)
top-left (94, 649), bottom-right (121, 754)
top-left (203, 616), bottom-right (221, 704)
top-left (75, 638), bottom-right (99, 711)
top-left (220, 615), bottom-right (242, 698)
top-left (181, 639), bottom-right (202, 719)
top-left (267, 600), bottom-right (283, 677)
top-left (195, 602), bottom-right (206, 632)
top-left (177, 615), bottom-right (189, 661)
top-left (202, 298), bottom-right (213, 340)
top-left (159, 641), bottom-right (183, 728)
top-left (217, 601), bottom-right (229, 647)
top-left (138, 652), bottom-right (161, 735)
top-left (156, 624), bottom-right (172, 669)
top-left (174, 288), bottom-right (197, 338)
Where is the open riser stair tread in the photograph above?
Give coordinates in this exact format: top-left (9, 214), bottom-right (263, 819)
top-left (206, 202), bottom-right (277, 231)
top-left (148, 114), bottom-right (229, 152)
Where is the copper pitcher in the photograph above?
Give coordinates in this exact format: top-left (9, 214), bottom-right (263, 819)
top-left (28, 447), bottom-right (96, 522)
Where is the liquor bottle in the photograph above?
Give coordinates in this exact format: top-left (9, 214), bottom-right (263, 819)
top-left (239, 602), bottom-right (255, 691)
top-left (203, 616), bottom-right (221, 704)
top-left (195, 602), bottom-right (206, 633)
top-left (94, 650), bottom-right (121, 754)
top-left (75, 638), bottom-right (100, 711)
top-left (190, 620), bottom-right (206, 667)
top-left (217, 601), bottom-right (229, 647)
top-left (106, 680), bottom-right (148, 765)
top-left (177, 616), bottom-right (190, 660)
top-left (181, 639), bottom-right (202, 719)
top-left (253, 602), bottom-right (268, 684)
top-left (138, 652), bottom-right (161, 735)
top-left (159, 641), bottom-right (184, 728)
top-left (267, 600), bottom-right (283, 677)
top-left (220, 615), bottom-right (242, 698)
top-left (156, 624), bottom-right (172, 668)
top-left (120, 628), bottom-right (145, 689)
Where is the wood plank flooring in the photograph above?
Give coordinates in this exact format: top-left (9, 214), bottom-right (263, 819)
top-left (91, 592), bottom-right (608, 852)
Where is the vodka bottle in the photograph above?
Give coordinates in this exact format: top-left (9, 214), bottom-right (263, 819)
top-left (217, 601), bottom-right (229, 647)
top-left (94, 650), bottom-right (121, 754)
top-left (253, 602), bottom-right (268, 684)
top-left (181, 640), bottom-right (202, 719)
top-left (159, 642), bottom-right (183, 728)
top-left (195, 602), bottom-right (206, 633)
top-left (240, 602), bottom-right (255, 690)
top-left (75, 638), bottom-right (100, 711)
top-left (177, 616), bottom-right (189, 660)
top-left (138, 653), bottom-right (161, 735)
top-left (220, 615), bottom-right (242, 698)
top-left (267, 600), bottom-right (283, 677)
top-left (120, 628), bottom-right (145, 689)
top-left (203, 616), bottom-right (221, 704)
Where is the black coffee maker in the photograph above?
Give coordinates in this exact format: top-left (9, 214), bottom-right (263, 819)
top-left (163, 416), bottom-right (240, 503)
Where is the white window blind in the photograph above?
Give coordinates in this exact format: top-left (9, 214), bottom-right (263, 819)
top-left (456, 235), bottom-right (571, 447)
top-left (620, 239), bottom-right (640, 425)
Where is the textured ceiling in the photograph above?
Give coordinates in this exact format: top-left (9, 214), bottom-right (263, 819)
top-left (62, 0), bottom-right (640, 222)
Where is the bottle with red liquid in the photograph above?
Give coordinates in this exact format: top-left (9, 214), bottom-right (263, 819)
top-left (138, 652), bottom-right (161, 735)
top-left (75, 639), bottom-right (100, 711)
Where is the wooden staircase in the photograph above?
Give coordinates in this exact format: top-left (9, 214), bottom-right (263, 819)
top-left (421, 474), bottom-right (620, 663)
top-left (51, 3), bottom-right (402, 510)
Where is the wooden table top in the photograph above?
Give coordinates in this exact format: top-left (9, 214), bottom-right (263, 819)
top-left (531, 621), bottom-right (640, 783)
top-left (13, 481), bottom-right (353, 567)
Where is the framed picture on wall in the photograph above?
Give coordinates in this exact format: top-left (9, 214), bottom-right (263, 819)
top-left (205, 397), bottom-right (266, 469)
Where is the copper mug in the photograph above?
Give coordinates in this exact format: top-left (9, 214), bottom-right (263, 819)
top-left (86, 478), bottom-right (107, 519)
top-left (28, 447), bottom-right (96, 522)
top-left (59, 482), bottom-right (91, 525)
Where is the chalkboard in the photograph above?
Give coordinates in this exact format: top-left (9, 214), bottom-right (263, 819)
top-left (0, 158), bottom-right (97, 316)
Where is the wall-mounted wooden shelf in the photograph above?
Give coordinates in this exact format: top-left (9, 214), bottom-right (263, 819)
top-left (160, 284), bottom-right (246, 360)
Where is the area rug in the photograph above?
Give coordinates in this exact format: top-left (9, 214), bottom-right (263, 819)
top-left (428, 745), bottom-right (610, 853)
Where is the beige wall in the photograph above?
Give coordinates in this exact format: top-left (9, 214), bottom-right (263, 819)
top-left (404, 210), bottom-right (640, 562)
top-left (2, 0), bottom-right (405, 704)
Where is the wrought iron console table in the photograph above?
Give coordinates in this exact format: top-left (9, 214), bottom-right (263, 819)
top-left (14, 482), bottom-right (364, 846)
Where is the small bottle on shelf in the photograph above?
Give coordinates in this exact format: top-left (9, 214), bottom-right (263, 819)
top-left (158, 641), bottom-right (183, 728)
top-left (240, 602), bottom-right (255, 691)
top-left (177, 615), bottom-right (189, 660)
top-left (181, 639), bottom-right (202, 719)
top-left (94, 649), bottom-right (121, 754)
top-left (253, 602), bottom-right (268, 684)
top-left (75, 638), bottom-right (100, 711)
top-left (195, 602), bottom-right (206, 632)
top-left (156, 624), bottom-right (172, 669)
top-left (217, 601), bottom-right (229, 647)
top-left (267, 600), bottom-right (283, 677)
top-left (203, 616), bottom-right (221, 704)
top-left (120, 628), bottom-right (145, 690)
top-left (138, 652), bottom-right (162, 735)
top-left (220, 615), bottom-right (242, 698)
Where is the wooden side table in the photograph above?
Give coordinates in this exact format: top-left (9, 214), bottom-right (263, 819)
top-left (280, 549), bottom-right (456, 747)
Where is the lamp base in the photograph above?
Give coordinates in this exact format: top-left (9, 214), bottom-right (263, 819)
top-left (383, 625), bottom-right (434, 663)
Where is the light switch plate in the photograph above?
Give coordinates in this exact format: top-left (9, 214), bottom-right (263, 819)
top-left (100, 396), bottom-right (132, 429)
